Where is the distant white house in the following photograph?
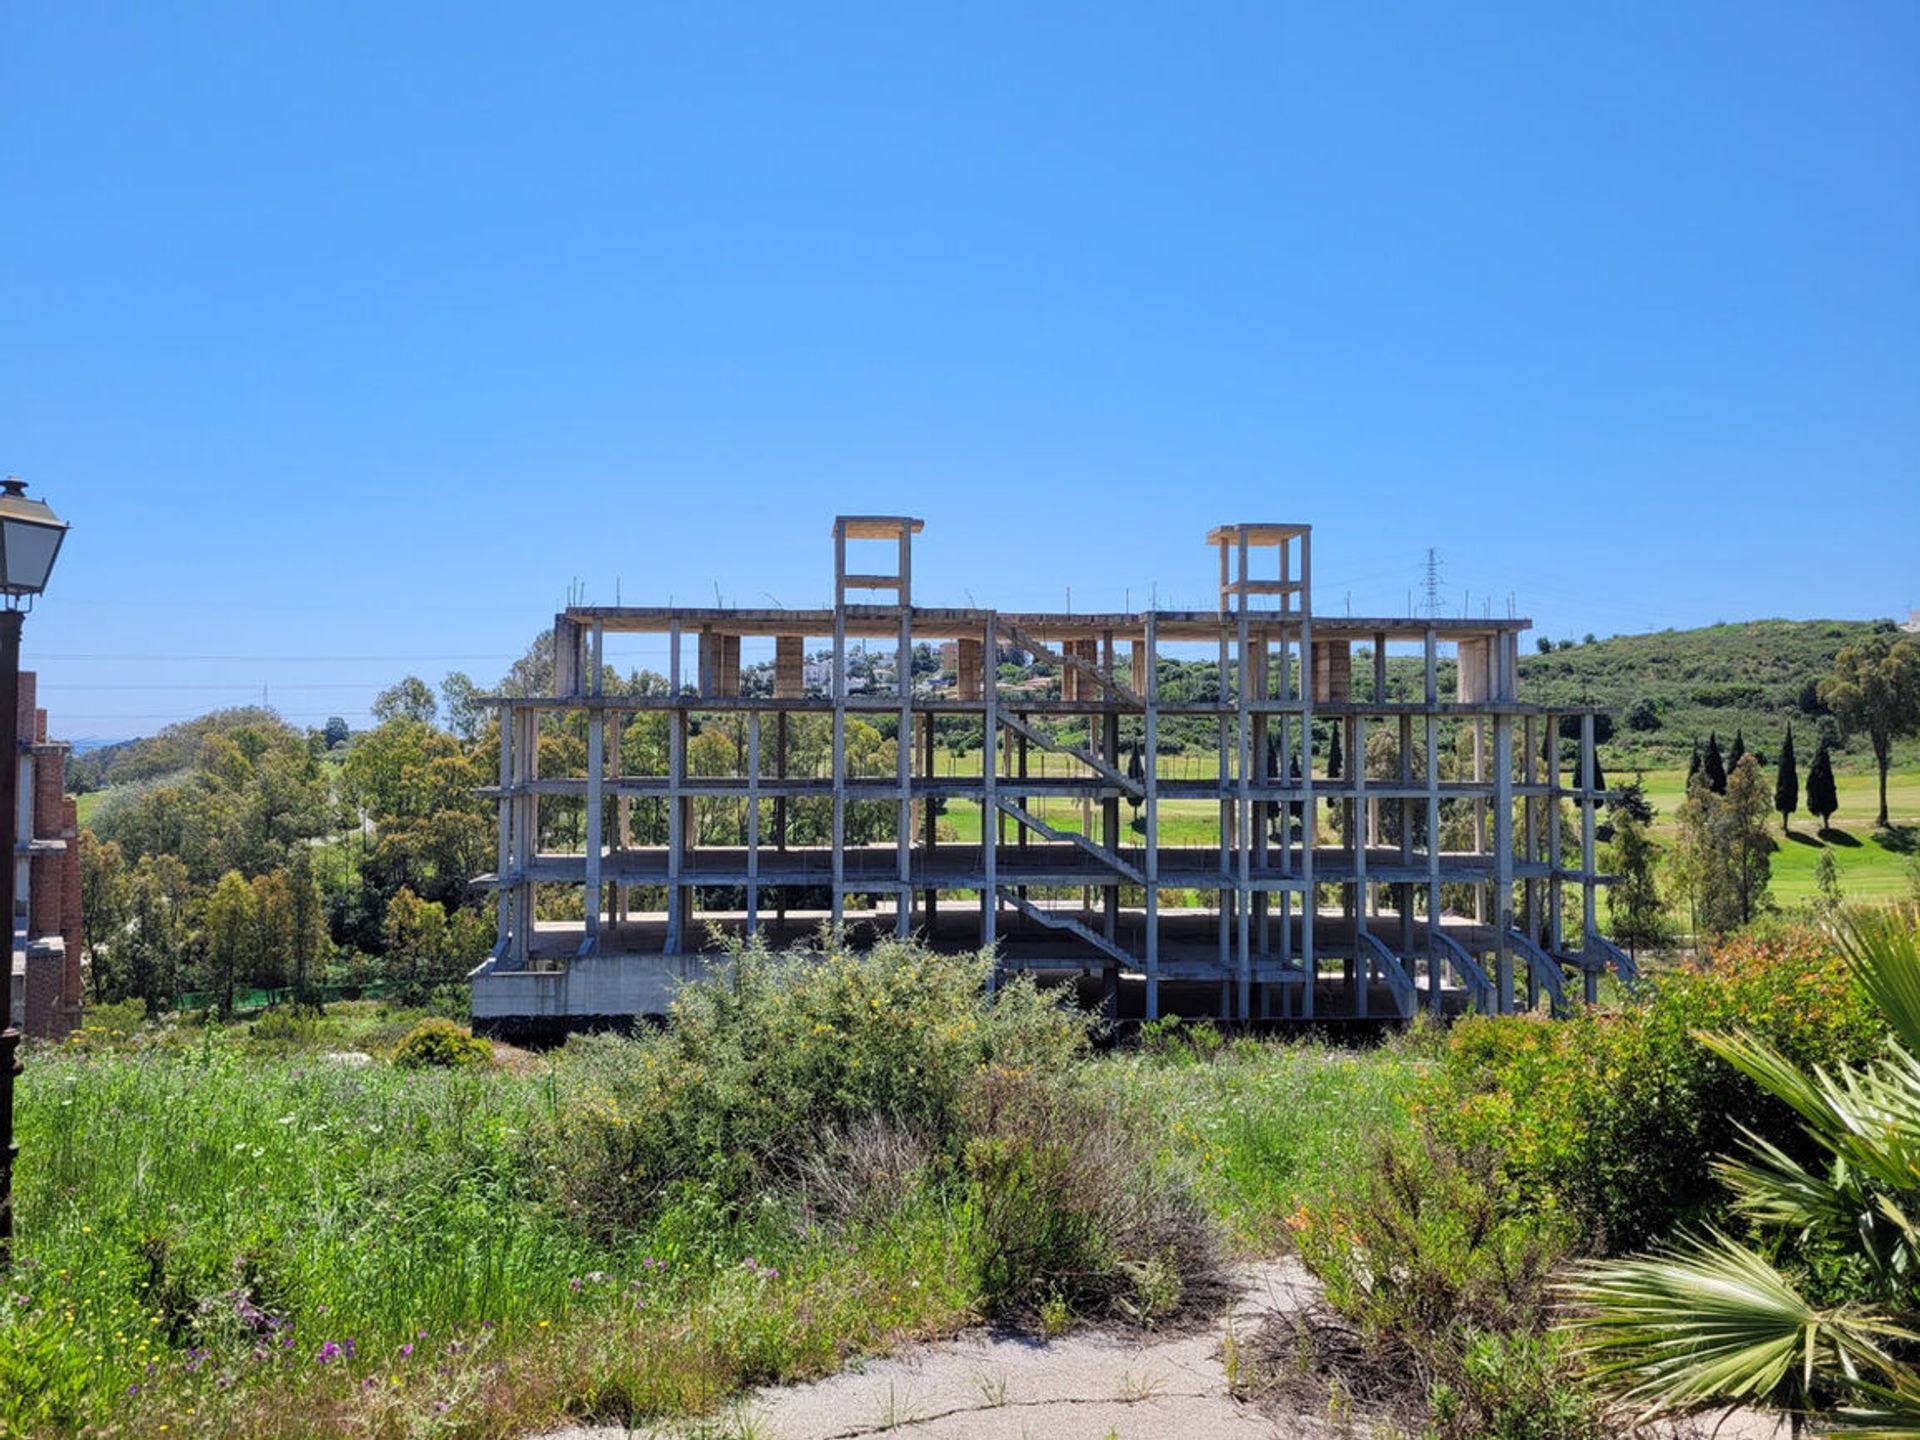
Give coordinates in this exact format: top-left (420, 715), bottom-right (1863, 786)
top-left (1904, 609), bottom-right (1920, 634)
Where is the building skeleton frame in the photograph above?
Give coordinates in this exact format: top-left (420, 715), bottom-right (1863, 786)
top-left (471, 517), bottom-right (1632, 1030)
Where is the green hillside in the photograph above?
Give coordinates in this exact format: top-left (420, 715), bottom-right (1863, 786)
top-left (1517, 618), bottom-right (1912, 770)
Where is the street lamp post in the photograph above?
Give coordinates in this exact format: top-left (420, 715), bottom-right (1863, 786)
top-left (0, 476), bottom-right (68, 1271)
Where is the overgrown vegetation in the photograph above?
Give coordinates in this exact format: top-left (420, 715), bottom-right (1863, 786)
top-left (3, 939), bottom-right (1275, 1438)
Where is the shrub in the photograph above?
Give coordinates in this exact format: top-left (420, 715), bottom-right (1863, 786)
top-left (1624, 697), bottom-right (1661, 732)
top-left (537, 937), bottom-right (1092, 1235)
top-left (1286, 1136), bottom-right (1598, 1440)
top-left (1428, 925), bottom-right (1882, 1249)
top-left (1136, 1013), bottom-right (1224, 1064)
top-left (962, 1062), bottom-right (1220, 1323)
top-left (391, 1015), bottom-right (492, 1069)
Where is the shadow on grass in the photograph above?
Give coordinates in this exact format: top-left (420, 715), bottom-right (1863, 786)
top-left (1786, 830), bottom-right (1824, 848)
top-left (1820, 828), bottom-right (1863, 848)
top-left (1877, 825), bottom-right (1917, 855)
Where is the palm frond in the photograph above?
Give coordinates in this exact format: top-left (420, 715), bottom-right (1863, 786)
top-left (1704, 1031), bottom-right (1920, 1199)
top-left (1827, 1369), bottom-right (1920, 1438)
top-left (1564, 1230), bottom-right (1916, 1417)
top-left (1715, 1131), bottom-right (1861, 1240)
top-left (1834, 908), bottom-right (1920, 1056)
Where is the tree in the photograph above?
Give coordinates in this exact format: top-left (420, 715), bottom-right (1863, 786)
top-left (1813, 847), bottom-right (1843, 915)
top-left (371, 675), bottom-right (438, 727)
top-left (1703, 732), bottom-right (1727, 795)
top-left (1536, 636), bottom-right (1554, 654)
top-left (1773, 726), bottom-right (1798, 833)
top-left (322, 716), bottom-right (351, 749)
top-left (1818, 633), bottom-right (1920, 829)
top-left (1727, 729), bottom-right (1745, 773)
top-left (1686, 741), bottom-right (1702, 785)
top-left (1625, 697), bottom-right (1661, 732)
top-left (1668, 756), bottom-right (1774, 937)
top-left (250, 869), bottom-right (295, 990)
top-left (1126, 743), bottom-right (1144, 822)
top-left (440, 671), bottom-right (483, 742)
top-left (1603, 799), bottom-right (1667, 958)
top-left (202, 869), bottom-right (256, 1017)
top-left (122, 853), bottom-right (190, 1011)
top-left (383, 886), bottom-right (450, 999)
top-left (77, 830), bottom-right (129, 1000)
top-left (287, 845), bottom-right (329, 1008)
top-left (1806, 740), bottom-right (1839, 834)
top-left (1722, 754), bottom-right (1773, 928)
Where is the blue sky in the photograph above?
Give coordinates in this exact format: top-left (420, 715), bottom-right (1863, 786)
top-left (2, 2), bottom-right (1915, 737)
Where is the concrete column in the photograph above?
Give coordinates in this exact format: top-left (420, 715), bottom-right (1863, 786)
top-left (1494, 714), bottom-right (1514, 1012)
top-left (1143, 611), bottom-right (1160, 1020)
top-left (746, 710), bottom-right (760, 936)
top-left (584, 709), bottom-right (604, 953)
top-left (775, 635), bottom-right (804, 699)
top-left (1298, 530), bottom-right (1315, 1020)
top-left (1235, 611), bottom-right (1252, 1019)
top-left (495, 704), bottom-right (513, 963)
top-left (981, 614), bottom-right (999, 951)
top-left (1546, 712), bottom-right (1564, 954)
top-left (667, 617), bottom-right (685, 955)
top-left (831, 534), bottom-right (847, 932)
top-left (957, 638), bottom-right (983, 701)
top-left (1581, 712), bottom-right (1598, 994)
top-left (1352, 711), bottom-right (1368, 1018)
top-left (1426, 712), bottom-right (1442, 1012)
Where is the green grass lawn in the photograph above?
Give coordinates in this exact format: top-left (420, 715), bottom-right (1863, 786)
top-left (1625, 763), bottom-right (1919, 905)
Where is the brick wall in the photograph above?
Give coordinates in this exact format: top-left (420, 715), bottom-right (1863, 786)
top-left (10, 670), bottom-right (82, 1039)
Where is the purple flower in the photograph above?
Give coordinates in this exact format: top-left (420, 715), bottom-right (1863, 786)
top-left (316, 1341), bottom-right (343, 1365)
top-left (399, 1343), bottom-right (413, 1358)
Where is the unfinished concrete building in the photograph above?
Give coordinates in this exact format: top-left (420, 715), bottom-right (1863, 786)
top-left (470, 517), bottom-right (1632, 1033)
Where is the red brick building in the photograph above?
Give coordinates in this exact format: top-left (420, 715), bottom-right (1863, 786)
top-left (6, 670), bottom-right (83, 1037)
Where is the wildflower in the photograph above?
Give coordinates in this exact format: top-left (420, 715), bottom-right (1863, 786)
top-left (399, 1343), bottom-right (413, 1358)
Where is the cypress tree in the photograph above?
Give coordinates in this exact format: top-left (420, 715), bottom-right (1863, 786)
top-left (1774, 726), bottom-right (1799, 833)
top-left (1687, 741), bottom-right (1702, 785)
top-left (1327, 724), bottom-right (1343, 781)
top-left (1704, 732), bottom-right (1727, 795)
top-left (1728, 728), bottom-right (1746, 773)
top-left (1806, 741), bottom-right (1838, 835)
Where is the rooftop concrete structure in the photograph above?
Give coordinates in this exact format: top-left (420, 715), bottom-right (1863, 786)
top-left (470, 517), bottom-right (1628, 1033)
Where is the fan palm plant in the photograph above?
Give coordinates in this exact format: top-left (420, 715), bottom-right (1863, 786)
top-left (1566, 908), bottom-right (1920, 1436)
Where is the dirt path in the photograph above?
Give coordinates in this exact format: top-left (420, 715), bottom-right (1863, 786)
top-left (545, 1260), bottom-right (1793, 1440)
top-left (550, 1259), bottom-right (1326, 1440)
